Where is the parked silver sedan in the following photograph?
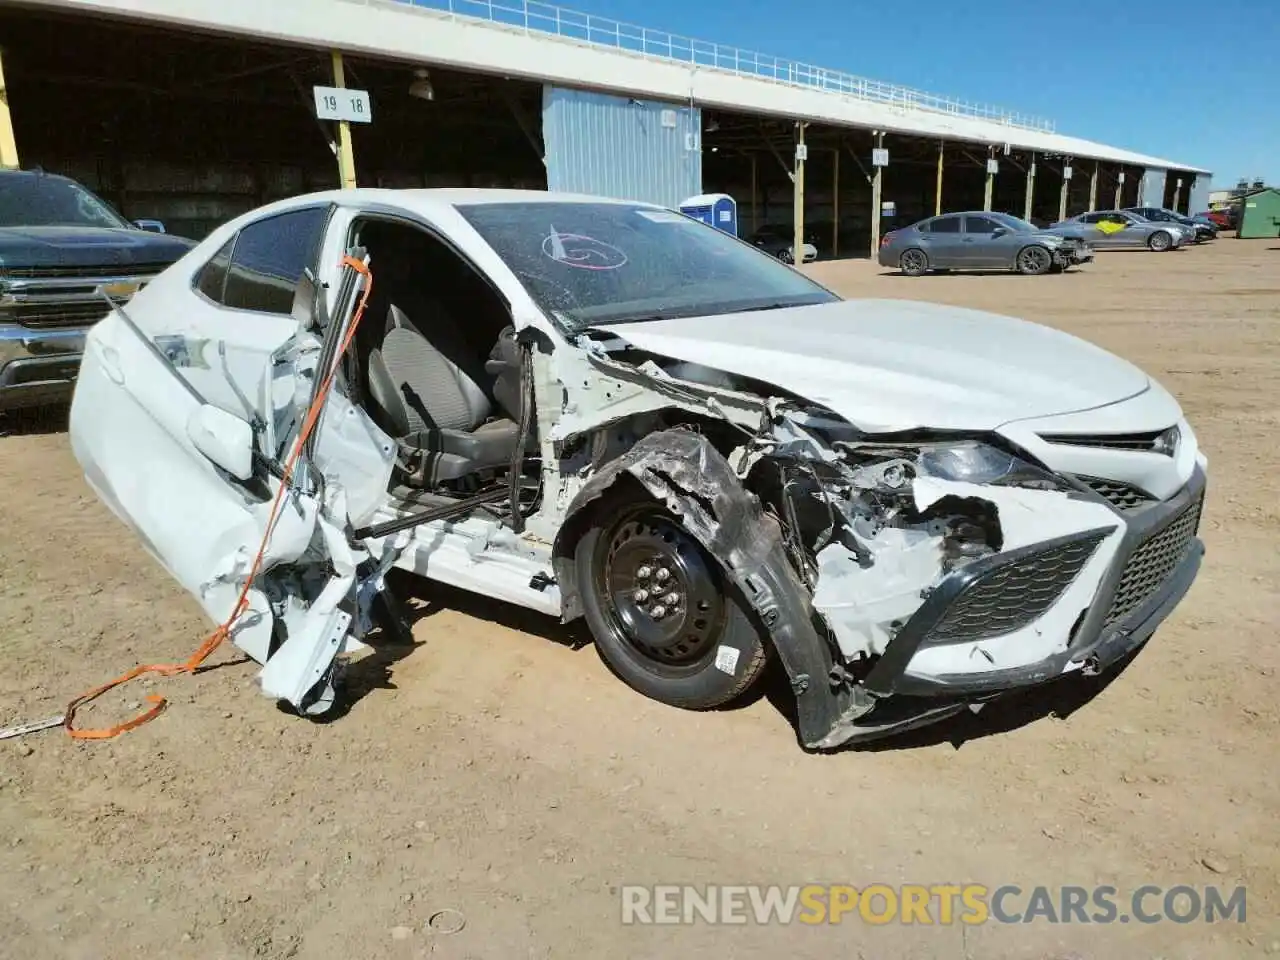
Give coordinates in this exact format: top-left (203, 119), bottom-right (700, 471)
top-left (878, 211), bottom-right (1093, 276)
top-left (1046, 210), bottom-right (1193, 251)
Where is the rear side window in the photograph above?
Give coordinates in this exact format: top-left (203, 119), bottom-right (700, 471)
top-left (195, 237), bottom-right (234, 302)
top-left (196, 206), bottom-right (328, 314)
top-left (931, 216), bottom-right (961, 233)
top-left (965, 215), bottom-right (1000, 233)
top-left (1079, 213), bottom-right (1104, 224)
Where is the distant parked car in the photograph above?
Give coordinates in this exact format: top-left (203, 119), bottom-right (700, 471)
top-left (748, 223), bottom-right (818, 264)
top-left (878, 211), bottom-right (1093, 276)
top-left (1200, 207), bottom-right (1238, 231)
top-left (1124, 206), bottom-right (1217, 242)
top-left (1047, 210), bottom-right (1192, 251)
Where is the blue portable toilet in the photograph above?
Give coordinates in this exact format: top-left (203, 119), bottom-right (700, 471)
top-left (679, 193), bottom-right (738, 236)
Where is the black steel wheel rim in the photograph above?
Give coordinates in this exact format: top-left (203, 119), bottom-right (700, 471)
top-left (592, 508), bottom-right (726, 672)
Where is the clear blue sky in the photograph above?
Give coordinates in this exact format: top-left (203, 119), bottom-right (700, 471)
top-left (554, 0), bottom-right (1278, 188)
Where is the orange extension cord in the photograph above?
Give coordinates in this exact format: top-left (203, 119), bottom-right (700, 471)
top-left (64, 256), bottom-right (373, 740)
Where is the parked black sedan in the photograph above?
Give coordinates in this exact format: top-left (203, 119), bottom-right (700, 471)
top-left (1124, 206), bottom-right (1217, 242)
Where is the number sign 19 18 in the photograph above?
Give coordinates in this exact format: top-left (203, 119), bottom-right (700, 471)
top-left (313, 86), bottom-right (373, 124)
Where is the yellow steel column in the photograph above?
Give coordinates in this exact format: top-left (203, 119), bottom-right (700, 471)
top-left (0, 48), bottom-right (20, 170)
top-left (750, 153), bottom-right (758, 234)
top-left (869, 131), bottom-right (884, 257)
top-left (330, 50), bottom-right (358, 190)
top-left (935, 140), bottom-right (944, 215)
top-left (1058, 160), bottom-right (1070, 222)
top-left (1089, 162), bottom-right (1099, 211)
top-left (1024, 152), bottom-right (1036, 222)
top-left (983, 146), bottom-right (995, 212)
top-left (792, 121), bottom-right (806, 265)
top-left (832, 148), bottom-right (840, 258)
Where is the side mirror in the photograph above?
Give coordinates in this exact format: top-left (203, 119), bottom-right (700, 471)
top-left (187, 404), bottom-right (254, 481)
top-left (134, 219), bottom-right (166, 234)
top-left (992, 225), bottom-right (1010, 236)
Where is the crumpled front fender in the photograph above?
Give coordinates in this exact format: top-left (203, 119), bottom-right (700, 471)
top-left (551, 428), bottom-right (872, 749)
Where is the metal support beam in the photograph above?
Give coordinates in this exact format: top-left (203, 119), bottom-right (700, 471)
top-left (935, 141), bottom-right (944, 216)
top-left (832, 148), bottom-right (840, 258)
top-left (1058, 157), bottom-right (1071, 223)
top-left (1114, 170), bottom-right (1124, 209)
top-left (792, 121), bottom-right (807, 266)
top-left (1172, 176), bottom-right (1183, 213)
top-left (1025, 152), bottom-right (1036, 222)
top-left (759, 122), bottom-right (794, 180)
top-left (870, 131), bottom-right (885, 257)
top-left (1089, 162), bottom-right (1099, 211)
top-left (0, 48), bottom-right (20, 170)
top-left (501, 87), bottom-right (544, 165)
top-left (750, 153), bottom-right (758, 234)
top-left (330, 50), bottom-right (357, 190)
top-left (983, 147), bottom-right (995, 212)
top-left (842, 138), bottom-right (873, 184)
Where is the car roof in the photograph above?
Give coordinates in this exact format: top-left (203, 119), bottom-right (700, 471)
top-left (219, 187), bottom-right (670, 228)
top-left (0, 169), bottom-right (76, 184)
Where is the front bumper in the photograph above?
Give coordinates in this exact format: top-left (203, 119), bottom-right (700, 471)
top-left (1065, 243), bottom-right (1094, 265)
top-left (0, 323), bottom-right (87, 411)
top-left (864, 465), bottom-right (1205, 701)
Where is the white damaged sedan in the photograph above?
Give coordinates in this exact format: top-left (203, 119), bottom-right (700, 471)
top-left (68, 189), bottom-right (1207, 749)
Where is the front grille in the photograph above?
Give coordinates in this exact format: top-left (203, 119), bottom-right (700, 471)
top-left (1076, 475), bottom-right (1158, 512)
top-left (12, 300), bottom-right (110, 329)
top-left (2, 263), bottom-right (172, 280)
top-left (1039, 429), bottom-right (1172, 453)
top-left (925, 531), bottom-right (1108, 645)
top-left (1104, 494), bottom-right (1203, 626)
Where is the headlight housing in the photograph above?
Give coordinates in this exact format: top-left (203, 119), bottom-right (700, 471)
top-left (915, 440), bottom-right (1065, 490)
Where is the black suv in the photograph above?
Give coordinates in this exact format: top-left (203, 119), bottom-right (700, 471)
top-left (0, 170), bottom-right (195, 411)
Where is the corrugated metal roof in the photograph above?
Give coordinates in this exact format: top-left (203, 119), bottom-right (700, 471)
top-left (30, 0), bottom-right (1211, 174)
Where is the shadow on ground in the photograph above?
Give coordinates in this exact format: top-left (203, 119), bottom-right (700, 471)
top-left (332, 561), bottom-right (1147, 754)
top-left (0, 406), bottom-right (69, 437)
top-left (761, 643), bottom-right (1145, 755)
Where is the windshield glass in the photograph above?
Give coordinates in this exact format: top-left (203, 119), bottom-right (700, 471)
top-left (990, 213), bottom-right (1039, 232)
top-left (0, 175), bottom-right (130, 229)
top-left (457, 201), bottom-right (839, 329)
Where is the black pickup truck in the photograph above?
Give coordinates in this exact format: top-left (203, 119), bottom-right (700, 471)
top-left (0, 169), bottom-right (196, 412)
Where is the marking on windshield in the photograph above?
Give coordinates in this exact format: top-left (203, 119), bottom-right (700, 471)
top-left (542, 226), bottom-right (628, 270)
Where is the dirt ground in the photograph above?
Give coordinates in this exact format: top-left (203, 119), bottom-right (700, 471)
top-left (1, 237), bottom-right (1277, 960)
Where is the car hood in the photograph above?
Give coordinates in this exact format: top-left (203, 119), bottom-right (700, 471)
top-left (598, 299), bottom-right (1152, 433)
top-left (0, 226), bottom-right (195, 269)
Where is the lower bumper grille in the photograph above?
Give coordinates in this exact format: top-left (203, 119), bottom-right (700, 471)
top-left (1104, 494), bottom-right (1203, 626)
top-left (1077, 475), bottom-right (1157, 512)
top-left (12, 301), bottom-right (110, 329)
top-left (925, 530), bottom-right (1108, 644)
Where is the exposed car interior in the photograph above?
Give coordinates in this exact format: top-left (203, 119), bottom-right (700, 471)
top-left (345, 218), bottom-right (536, 503)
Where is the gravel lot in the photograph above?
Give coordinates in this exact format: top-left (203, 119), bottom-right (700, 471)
top-left (1, 237), bottom-right (1276, 960)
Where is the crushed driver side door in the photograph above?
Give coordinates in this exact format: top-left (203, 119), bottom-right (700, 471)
top-left (70, 203), bottom-right (396, 712)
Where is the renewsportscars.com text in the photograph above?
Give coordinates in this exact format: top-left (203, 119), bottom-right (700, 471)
top-left (620, 884), bottom-right (1247, 926)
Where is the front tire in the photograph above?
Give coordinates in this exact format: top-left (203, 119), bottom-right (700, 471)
top-left (1148, 230), bottom-right (1172, 251)
top-left (899, 248), bottom-right (930, 276)
top-left (1016, 244), bottom-right (1053, 275)
top-left (574, 494), bottom-right (768, 710)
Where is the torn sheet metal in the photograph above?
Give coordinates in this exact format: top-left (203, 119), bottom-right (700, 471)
top-left (809, 471), bottom-right (1123, 678)
top-left (810, 528), bottom-right (944, 659)
top-left (258, 486), bottom-right (368, 707)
